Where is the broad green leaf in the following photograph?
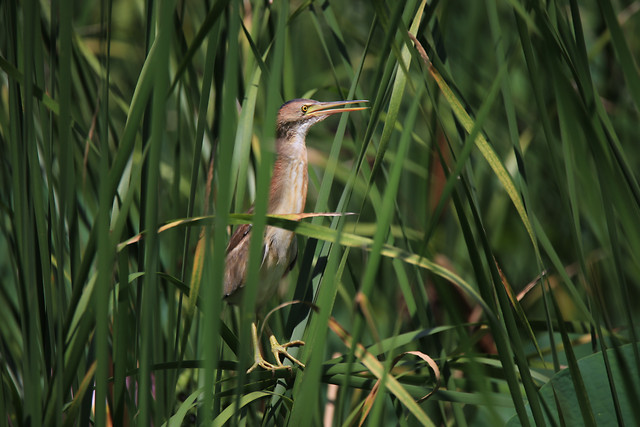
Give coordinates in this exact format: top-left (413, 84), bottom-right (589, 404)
top-left (507, 343), bottom-right (640, 426)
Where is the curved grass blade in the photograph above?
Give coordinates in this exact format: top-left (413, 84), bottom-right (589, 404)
top-left (212, 391), bottom-right (275, 427)
top-left (160, 388), bottom-right (202, 427)
top-left (117, 212), bottom-right (494, 321)
top-left (328, 317), bottom-right (436, 427)
top-left (408, 32), bottom-right (538, 255)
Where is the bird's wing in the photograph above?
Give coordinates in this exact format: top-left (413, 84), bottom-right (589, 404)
top-left (226, 223), bottom-right (252, 255)
top-left (285, 236), bottom-right (298, 274)
top-left (223, 223), bottom-right (252, 299)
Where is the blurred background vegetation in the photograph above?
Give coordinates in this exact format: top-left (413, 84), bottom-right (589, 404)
top-left (2, 0), bottom-right (640, 425)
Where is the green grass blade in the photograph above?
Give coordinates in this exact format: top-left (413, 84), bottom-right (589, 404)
top-left (596, 0), bottom-right (640, 109)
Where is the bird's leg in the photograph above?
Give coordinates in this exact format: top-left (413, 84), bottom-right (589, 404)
top-left (246, 322), bottom-right (305, 373)
top-left (247, 322), bottom-right (279, 373)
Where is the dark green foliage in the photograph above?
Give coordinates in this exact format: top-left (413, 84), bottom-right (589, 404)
top-left (1, 0), bottom-right (639, 425)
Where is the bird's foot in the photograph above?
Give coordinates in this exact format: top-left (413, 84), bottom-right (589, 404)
top-left (267, 334), bottom-right (306, 369)
top-left (247, 323), bottom-right (305, 373)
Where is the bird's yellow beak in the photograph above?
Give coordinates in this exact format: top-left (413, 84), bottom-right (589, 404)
top-left (306, 100), bottom-right (369, 117)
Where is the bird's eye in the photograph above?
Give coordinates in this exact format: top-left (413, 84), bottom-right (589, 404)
top-left (301, 105), bottom-right (309, 113)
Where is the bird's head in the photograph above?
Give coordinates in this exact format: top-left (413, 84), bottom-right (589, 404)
top-left (276, 98), bottom-right (368, 139)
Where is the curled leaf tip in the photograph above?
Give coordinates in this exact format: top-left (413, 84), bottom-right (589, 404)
top-left (407, 32), bottom-right (430, 66)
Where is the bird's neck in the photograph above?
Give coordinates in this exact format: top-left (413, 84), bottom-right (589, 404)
top-left (268, 132), bottom-right (308, 215)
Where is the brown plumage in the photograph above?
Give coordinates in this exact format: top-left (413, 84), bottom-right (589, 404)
top-left (223, 99), bottom-right (367, 306)
top-left (222, 98), bottom-right (367, 371)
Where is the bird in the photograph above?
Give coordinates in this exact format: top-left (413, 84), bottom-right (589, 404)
top-left (223, 98), bottom-right (367, 372)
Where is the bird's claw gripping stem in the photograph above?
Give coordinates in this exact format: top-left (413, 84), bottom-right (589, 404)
top-left (247, 322), bottom-right (305, 373)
